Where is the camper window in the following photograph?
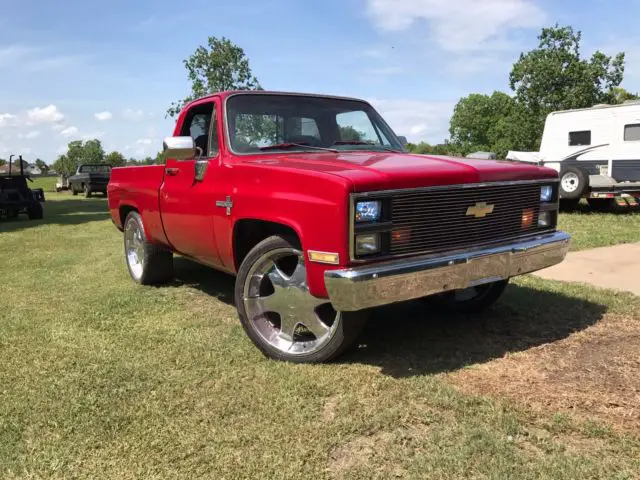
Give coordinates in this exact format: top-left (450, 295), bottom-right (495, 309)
top-left (624, 124), bottom-right (640, 142)
top-left (568, 130), bottom-right (591, 146)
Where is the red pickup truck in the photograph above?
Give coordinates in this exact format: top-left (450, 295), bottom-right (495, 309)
top-left (108, 91), bottom-right (570, 363)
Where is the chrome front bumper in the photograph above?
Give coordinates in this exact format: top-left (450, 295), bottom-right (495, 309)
top-left (325, 231), bottom-right (571, 311)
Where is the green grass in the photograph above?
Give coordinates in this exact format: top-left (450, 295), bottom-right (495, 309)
top-left (29, 175), bottom-right (58, 192)
top-left (1, 193), bottom-right (639, 479)
top-left (559, 207), bottom-right (640, 251)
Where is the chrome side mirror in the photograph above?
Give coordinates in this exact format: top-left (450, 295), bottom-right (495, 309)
top-left (163, 136), bottom-right (196, 160)
top-left (397, 135), bottom-right (408, 147)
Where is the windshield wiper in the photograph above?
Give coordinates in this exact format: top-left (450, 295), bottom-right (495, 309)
top-left (260, 143), bottom-right (338, 153)
top-left (332, 141), bottom-right (403, 153)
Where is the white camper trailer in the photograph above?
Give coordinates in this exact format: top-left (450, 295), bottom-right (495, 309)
top-left (507, 101), bottom-right (640, 207)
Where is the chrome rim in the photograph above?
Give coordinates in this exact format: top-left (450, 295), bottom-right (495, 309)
top-left (125, 218), bottom-right (145, 280)
top-left (561, 172), bottom-right (579, 193)
top-left (243, 247), bottom-right (340, 355)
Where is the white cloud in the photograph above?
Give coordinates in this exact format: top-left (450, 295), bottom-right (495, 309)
top-left (18, 131), bottom-right (41, 139)
top-left (51, 123), bottom-right (65, 131)
top-left (60, 126), bottom-right (78, 137)
top-left (366, 0), bottom-right (545, 52)
top-left (56, 145), bottom-right (68, 155)
top-left (369, 98), bottom-right (455, 143)
top-left (94, 111), bottom-right (113, 121)
top-left (136, 138), bottom-right (152, 145)
top-left (27, 104), bottom-right (64, 124)
top-left (0, 113), bottom-right (16, 127)
top-left (122, 108), bottom-right (145, 121)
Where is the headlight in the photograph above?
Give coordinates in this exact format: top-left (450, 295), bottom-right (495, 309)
top-left (540, 185), bottom-right (553, 202)
top-left (355, 234), bottom-right (380, 255)
top-left (538, 211), bottom-right (551, 227)
top-left (355, 200), bottom-right (381, 223)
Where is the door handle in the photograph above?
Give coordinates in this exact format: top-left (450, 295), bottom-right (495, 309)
top-left (165, 167), bottom-right (179, 176)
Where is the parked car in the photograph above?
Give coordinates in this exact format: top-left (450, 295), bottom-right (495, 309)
top-left (69, 164), bottom-right (111, 197)
top-left (0, 155), bottom-right (44, 220)
top-left (507, 101), bottom-right (640, 209)
top-left (107, 90), bottom-right (571, 363)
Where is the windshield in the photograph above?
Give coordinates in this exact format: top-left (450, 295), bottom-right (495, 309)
top-left (226, 94), bottom-right (404, 154)
top-left (80, 165), bottom-right (111, 173)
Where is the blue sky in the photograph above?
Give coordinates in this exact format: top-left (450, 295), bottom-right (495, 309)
top-left (1, 0), bottom-right (639, 162)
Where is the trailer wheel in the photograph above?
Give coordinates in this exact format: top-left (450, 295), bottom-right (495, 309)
top-left (560, 166), bottom-right (589, 199)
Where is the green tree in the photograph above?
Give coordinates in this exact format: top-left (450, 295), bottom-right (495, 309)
top-left (0, 158), bottom-right (6, 167)
top-left (509, 25), bottom-right (625, 142)
top-left (104, 151), bottom-right (126, 167)
top-left (83, 139), bottom-right (105, 164)
top-left (338, 125), bottom-right (365, 142)
top-left (449, 91), bottom-right (536, 158)
top-left (52, 154), bottom-right (77, 176)
top-left (610, 86), bottom-right (639, 104)
top-left (168, 36), bottom-right (261, 117)
top-left (35, 158), bottom-right (48, 172)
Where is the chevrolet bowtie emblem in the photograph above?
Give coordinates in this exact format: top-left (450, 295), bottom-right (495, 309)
top-left (466, 202), bottom-right (494, 218)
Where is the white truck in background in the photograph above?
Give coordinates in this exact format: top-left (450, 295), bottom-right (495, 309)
top-left (507, 101), bottom-right (640, 210)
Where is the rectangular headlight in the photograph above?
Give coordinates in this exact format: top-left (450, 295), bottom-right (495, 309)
top-left (355, 200), bottom-right (381, 223)
top-left (355, 233), bottom-right (380, 255)
top-left (538, 211), bottom-right (551, 227)
top-left (540, 185), bottom-right (553, 202)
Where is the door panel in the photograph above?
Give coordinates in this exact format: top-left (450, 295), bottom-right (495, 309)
top-left (159, 98), bottom-right (224, 266)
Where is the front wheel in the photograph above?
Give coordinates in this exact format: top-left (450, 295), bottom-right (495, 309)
top-left (84, 184), bottom-right (92, 198)
top-left (431, 280), bottom-right (509, 314)
top-left (27, 203), bottom-right (43, 220)
top-left (235, 235), bottom-right (368, 363)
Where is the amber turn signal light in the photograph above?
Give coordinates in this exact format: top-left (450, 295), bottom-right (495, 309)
top-left (521, 208), bottom-right (534, 229)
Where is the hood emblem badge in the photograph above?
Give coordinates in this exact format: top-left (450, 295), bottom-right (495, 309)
top-left (466, 202), bottom-right (494, 218)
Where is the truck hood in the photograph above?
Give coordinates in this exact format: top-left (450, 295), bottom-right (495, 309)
top-left (241, 151), bottom-right (558, 192)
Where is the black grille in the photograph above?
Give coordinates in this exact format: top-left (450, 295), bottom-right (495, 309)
top-left (389, 183), bottom-right (551, 256)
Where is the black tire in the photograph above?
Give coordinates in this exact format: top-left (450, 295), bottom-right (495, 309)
top-left (71, 184), bottom-right (78, 196)
top-left (587, 198), bottom-right (614, 212)
top-left (123, 211), bottom-right (173, 285)
top-left (27, 203), bottom-right (43, 220)
top-left (84, 184), bottom-right (92, 198)
top-left (6, 208), bottom-right (19, 219)
top-left (430, 280), bottom-right (509, 314)
top-left (235, 235), bottom-right (368, 363)
top-left (559, 166), bottom-right (589, 199)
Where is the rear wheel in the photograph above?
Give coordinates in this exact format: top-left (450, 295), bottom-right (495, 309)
top-left (27, 203), bottom-right (43, 220)
top-left (84, 184), bottom-right (92, 198)
top-left (6, 208), bottom-right (19, 219)
top-left (124, 211), bottom-right (173, 285)
top-left (71, 184), bottom-right (78, 196)
top-left (235, 235), bottom-right (368, 363)
top-left (431, 280), bottom-right (509, 314)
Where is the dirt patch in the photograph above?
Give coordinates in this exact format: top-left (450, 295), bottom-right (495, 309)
top-left (321, 395), bottom-right (341, 422)
top-left (327, 424), bottom-right (430, 478)
top-left (447, 313), bottom-right (640, 433)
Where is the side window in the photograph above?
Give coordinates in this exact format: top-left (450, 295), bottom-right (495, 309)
top-left (336, 111), bottom-right (390, 145)
top-left (568, 130), bottom-right (591, 146)
top-left (180, 103), bottom-right (214, 156)
top-left (624, 124), bottom-right (640, 142)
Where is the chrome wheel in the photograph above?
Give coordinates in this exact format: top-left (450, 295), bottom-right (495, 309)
top-left (125, 218), bottom-right (145, 281)
top-left (243, 247), bottom-right (340, 356)
top-left (561, 172), bottom-right (579, 193)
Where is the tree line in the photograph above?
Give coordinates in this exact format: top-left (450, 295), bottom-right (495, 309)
top-left (408, 25), bottom-right (638, 158)
top-left (51, 139), bottom-right (164, 175)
